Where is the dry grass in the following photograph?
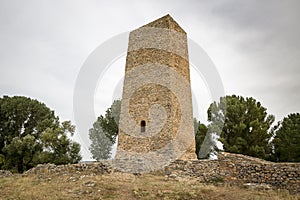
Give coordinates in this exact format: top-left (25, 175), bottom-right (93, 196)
top-left (0, 172), bottom-right (299, 200)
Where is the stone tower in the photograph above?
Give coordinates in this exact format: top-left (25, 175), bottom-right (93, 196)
top-left (115, 15), bottom-right (196, 172)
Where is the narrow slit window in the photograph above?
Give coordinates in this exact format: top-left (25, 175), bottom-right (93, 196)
top-left (141, 120), bottom-right (146, 133)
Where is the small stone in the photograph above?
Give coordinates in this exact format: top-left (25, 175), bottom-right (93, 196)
top-left (169, 174), bottom-right (177, 178)
top-left (82, 190), bottom-right (92, 194)
top-left (83, 181), bottom-right (96, 187)
top-left (243, 183), bottom-right (272, 190)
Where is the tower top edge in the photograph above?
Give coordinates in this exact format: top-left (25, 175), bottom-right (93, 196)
top-left (139, 14), bottom-right (186, 34)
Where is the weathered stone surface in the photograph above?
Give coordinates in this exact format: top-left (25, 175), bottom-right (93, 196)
top-left (24, 162), bottom-right (112, 176)
top-left (116, 14), bottom-right (196, 164)
top-left (164, 159), bottom-right (221, 183)
top-left (242, 183), bottom-right (272, 190)
top-left (0, 170), bottom-right (13, 178)
top-left (218, 152), bottom-right (300, 194)
top-left (19, 152), bottom-right (300, 194)
top-left (163, 152), bottom-right (300, 194)
top-left (142, 14), bottom-right (186, 34)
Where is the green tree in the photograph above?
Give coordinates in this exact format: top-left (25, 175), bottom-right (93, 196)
top-left (198, 124), bottom-right (221, 159)
top-left (2, 135), bottom-right (39, 172)
top-left (194, 119), bottom-right (209, 159)
top-left (0, 96), bottom-right (58, 151)
top-left (271, 113), bottom-right (300, 162)
top-left (0, 96), bottom-right (81, 172)
top-left (89, 124), bottom-right (113, 160)
top-left (37, 121), bottom-right (81, 165)
top-left (208, 95), bottom-right (275, 159)
top-left (89, 100), bottom-right (121, 160)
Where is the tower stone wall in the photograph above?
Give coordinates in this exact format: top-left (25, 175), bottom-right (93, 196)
top-left (116, 15), bottom-right (196, 171)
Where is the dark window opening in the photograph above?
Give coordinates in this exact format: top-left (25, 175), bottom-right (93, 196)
top-left (141, 120), bottom-right (146, 133)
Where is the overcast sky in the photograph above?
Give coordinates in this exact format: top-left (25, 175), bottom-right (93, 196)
top-left (1, 0), bottom-right (299, 160)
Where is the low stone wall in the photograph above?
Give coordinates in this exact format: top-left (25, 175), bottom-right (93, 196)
top-left (25, 162), bottom-right (112, 176)
top-left (165, 152), bottom-right (300, 194)
top-left (218, 152), bottom-right (300, 194)
top-left (164, 159), bottom-right (221, 183)
top-left (0, 170), bottom-right (13, 178)
top-left (5, 152), bottom-right (299, 194)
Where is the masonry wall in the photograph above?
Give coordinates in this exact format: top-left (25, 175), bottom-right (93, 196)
top-left (11, 152), bottom-right (299, 194)
top-left (165, 152), bottom-right (300, 194)
top-left (116, 15), bottom-right (196, 160)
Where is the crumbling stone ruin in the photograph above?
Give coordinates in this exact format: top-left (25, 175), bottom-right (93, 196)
top-left (22, 152), bottom-right (300, 194)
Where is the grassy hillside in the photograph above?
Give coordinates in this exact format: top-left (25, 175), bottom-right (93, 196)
top-left (0, 172), bottom-right (299, 200)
